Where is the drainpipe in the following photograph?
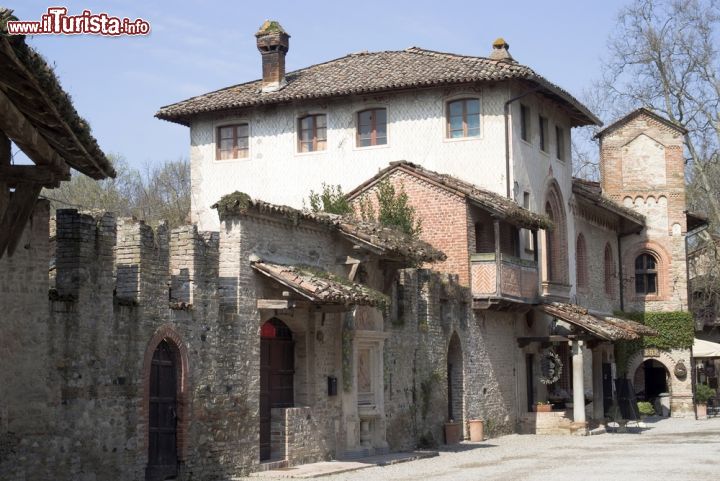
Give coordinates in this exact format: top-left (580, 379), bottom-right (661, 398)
top-left (617, 234), bottom-right (624, 312)
top-left (504, 86), bottom-right (542, 199)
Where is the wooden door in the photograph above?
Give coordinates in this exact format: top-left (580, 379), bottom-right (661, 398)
top-left (147, 340), bottom-right (178, 480)
top-left (260, 319), bottom-right (294, 461)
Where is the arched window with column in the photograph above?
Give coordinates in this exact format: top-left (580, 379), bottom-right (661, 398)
top-left (543, 182), bottom-right (568, 285)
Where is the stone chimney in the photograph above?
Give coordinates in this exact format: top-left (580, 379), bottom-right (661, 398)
top-left (489, 38), bottom-right (515, 63)
top-left (256, 20), bottom-right (290, 93)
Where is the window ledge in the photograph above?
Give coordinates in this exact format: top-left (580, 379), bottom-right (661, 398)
top-left (443, 135), bottom-right (482, 143)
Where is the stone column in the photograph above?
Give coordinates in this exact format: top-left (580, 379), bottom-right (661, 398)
top-left (572, 340), bottom-right (586, 424)
top-left (592, 346), bottom-right (604, 420)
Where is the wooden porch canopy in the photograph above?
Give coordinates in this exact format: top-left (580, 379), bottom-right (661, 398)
top-left (252, 261), bottom-right (388, 308)
top-left (537, 302), bottom-right (657, 342)
top-left (0, 9), bottom-right (115, 258)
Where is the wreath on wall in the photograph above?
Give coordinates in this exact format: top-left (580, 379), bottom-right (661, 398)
top-left (539, 349), bottom-right (563, 385)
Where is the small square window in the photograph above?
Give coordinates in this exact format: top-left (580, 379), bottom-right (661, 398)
top-left (447, 99), bottom-right (480, 138)
top-left (298, 114), bottom-right (327, 152)
top-left (357, 108), bottom-right (387, 147)
top-left (216, 124), bottom-right (249, 160)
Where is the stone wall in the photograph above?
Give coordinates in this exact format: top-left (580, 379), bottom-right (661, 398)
top-left (383, 269), bottom-right (519, 449)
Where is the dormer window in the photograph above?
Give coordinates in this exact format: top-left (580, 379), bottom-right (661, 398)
top-left (298, 114), bottom-right (327, 152)
top-left (216, 124), bottom-right (249, 160)
top-left (447, 98), bottom-right (480, 139)
top-left (357, 108), bottom-right (387, 147)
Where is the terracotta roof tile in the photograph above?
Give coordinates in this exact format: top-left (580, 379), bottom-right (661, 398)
top-left (156, 47), bottom-right (599, 127)
top-left (252, 261), bottom-right (387, 306)
top-left (539, 302), bottom-right (658, 341)
top-left (346, 161), bottom-right (552, 231)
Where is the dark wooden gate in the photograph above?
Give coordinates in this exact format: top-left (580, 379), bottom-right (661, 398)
top-left (602, 362), bottom-right (613, 416)
top-left (260, 319), bottom-right (294, 461)
top-left (147, 340), bottom-right (178, 481)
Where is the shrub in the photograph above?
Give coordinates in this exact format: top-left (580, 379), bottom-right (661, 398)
top-left (696, 383), bottom-right (716, 404)
top-left (637, 401), bottom-right (655, 416)
top-left (307, 183), bottom-right (352, 215)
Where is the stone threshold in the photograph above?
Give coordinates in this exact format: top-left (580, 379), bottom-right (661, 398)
top-left (247, 450), bottom-right (438, 478)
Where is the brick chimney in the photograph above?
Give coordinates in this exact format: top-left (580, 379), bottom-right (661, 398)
top-left (489, 38), bottom-right (515, 63)
top-left (256, 20), bottom-right (290, 93)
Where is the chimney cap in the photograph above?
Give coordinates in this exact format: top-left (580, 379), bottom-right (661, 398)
top-left (489, 37), bottom-right (515, 63)
top-left (256, 20), bottom-right (289, 37)
top-left (492, 37), bottom-right (509, 49)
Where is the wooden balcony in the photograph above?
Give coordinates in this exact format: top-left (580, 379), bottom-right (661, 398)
top-left (471, 253), bottom-right (539, 309)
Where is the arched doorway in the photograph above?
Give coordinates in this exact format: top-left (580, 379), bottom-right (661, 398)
top-left (147, 340), bottom-right (178, 481)
top-left (447, 333), bottom-right (464, 425)
top-left (634, 359), bottom-right (670, 412)
top-left (260, 318), bottom-right (295, 461)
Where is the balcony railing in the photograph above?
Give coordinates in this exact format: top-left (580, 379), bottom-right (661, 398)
top-left (470, 253), bottom-right (538, 305)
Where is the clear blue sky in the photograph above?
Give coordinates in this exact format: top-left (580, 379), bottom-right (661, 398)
top-left (12, 0), bottom-right (628, 169)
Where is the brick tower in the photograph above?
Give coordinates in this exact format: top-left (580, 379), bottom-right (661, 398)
top-left (597, 107), bottom-right (688, 312)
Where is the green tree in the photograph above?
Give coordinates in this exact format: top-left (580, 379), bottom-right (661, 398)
top-left (306, 183), bottom-right (352, 215)
top-left (360, 179), bottom-right (422, 238)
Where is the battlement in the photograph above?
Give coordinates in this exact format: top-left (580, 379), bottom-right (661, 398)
top-left (52, 209), bottom-right (219, 309)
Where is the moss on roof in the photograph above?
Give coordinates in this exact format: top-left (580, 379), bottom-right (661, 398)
top-left (256, 20), bottom-right (287, 35)
top-left (0, 8), bottom-right (114, 178)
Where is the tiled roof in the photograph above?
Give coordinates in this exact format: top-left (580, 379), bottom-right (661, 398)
top-left (212, 191), bottom-right (446, 263)
top-left (0, 9), bottom-right (114, 179)
top-left (252, 261), bottom-right (387, 306)
top-left (539, 302), bottom-right (658, 341)
top-left (156, 47), bottom-right (599, 127)
top-left (594, 107), bottom-right (687, 139)
top-left (346, 161), bottom-right (552, 231)
top-left (572, 178), bottom-right (645, 230)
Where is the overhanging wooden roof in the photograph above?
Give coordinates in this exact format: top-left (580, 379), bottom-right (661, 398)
top-left (0, 9), bottom-right (113, 258)
top-left (252, 261), bottom-right (387, 306)
top-left (539, 302), bottom-right (658, 341)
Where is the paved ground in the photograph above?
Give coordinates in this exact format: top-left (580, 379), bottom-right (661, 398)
top-left (243, 417), bottom-right (720, 481)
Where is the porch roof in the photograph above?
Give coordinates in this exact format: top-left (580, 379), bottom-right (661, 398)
top-left (538, 302), bottom-right (658, 341)
top-left (251, 261), bottom-right (388, 307)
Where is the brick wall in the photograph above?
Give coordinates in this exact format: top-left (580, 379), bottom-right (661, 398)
top-left (599, 112), bottom-right (688, 312)
top-left (350, 169), bottom-right (472, 286)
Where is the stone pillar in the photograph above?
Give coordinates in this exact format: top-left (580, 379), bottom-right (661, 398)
top-left (572, 340), bottom-right (586, 425)
top-left (592, 347), bottom-right (604, 420)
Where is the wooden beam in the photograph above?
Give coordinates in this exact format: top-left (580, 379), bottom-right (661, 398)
top-left (0, 87), bottom-right (69, 176)
top-left (257, 299), bottom-right (294, 310)
top-left (0, 182), bottom-right (41, 258)
top-left (0, 164), bottom-right (65, 187)
top-left (0, 37), bottom-right (112, 179)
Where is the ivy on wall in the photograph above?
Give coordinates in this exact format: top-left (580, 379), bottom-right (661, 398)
top-left (613, 311), bottom-right (694, 375)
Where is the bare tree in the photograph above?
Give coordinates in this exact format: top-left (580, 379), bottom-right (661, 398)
top-left (598, 0), bottom-right (720, 223)
top-left (43, 156), bottom-right (191, 229)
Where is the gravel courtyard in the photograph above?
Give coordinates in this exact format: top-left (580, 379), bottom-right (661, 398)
top-left (248, 417), bottom-right (720, 481)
